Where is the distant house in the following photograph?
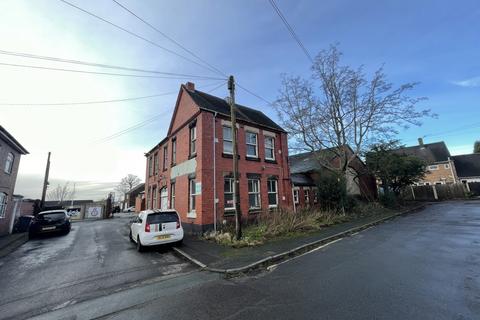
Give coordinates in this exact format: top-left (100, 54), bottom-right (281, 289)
top-left (125, 183), bottom-right (145, 209)
top-left (451, 153), bottom-right (480, 183)
top-left (0, 125), bottom-right (29, 236)
top-left (289, 148), bottom-right (377, 209)
top-left (392, 139), bottom-right (458, 185)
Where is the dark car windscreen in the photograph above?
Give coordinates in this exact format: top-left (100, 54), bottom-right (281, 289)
top-left (40, 213), bottom-right (65, 220)
top-left (147, 212), bottom-right (178, 224)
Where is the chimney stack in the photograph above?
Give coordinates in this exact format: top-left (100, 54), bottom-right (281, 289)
top-left (418, 137), bottom-right (424, 146)
top-left (185, 82), bottom-right (195, 91)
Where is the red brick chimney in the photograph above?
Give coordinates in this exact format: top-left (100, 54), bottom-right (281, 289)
top-left (185, 82), bottom-right (195, 91)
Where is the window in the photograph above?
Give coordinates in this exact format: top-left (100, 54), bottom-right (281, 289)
top-left (148, 156), bottom-right (153, 176)
top-left (189, 179), bottom-right (196, 212)
top-left (223, 126), bottom-right (233, 154)
top-left (0, 193), bottom-right (7, 218)
top-left (304, 189), bottom-right (310, 205)
top-left (267, 179), bottom-right (278, 208)
top-left (224, 178), bottom-right (234, 210)
top-left (293, 189), bottom-right (299, 204)
top-left (4, 152), bottom-right (14, 174)
top-left (171, 139), bottom-right (177, 165)
top-left (312, 187), bottom-right (318, 204)
top-left (146, 187), bottom-right (151, 209)
top-left (170, 183), bottom-right (175, 209)
top-left (190, 125), bottom-right (197, 156)
top-left (435, 182), bottom-right (442, 185)
top-left (248, 179), bottom-right (261, 209)
top-left (265, 136), bottom-right (275, 160)
top-left (163, 146), bottom-right (168, 170)
top-left (444, 164), bottom-right (450, 169)
top-left (246, 132), bottom-right (258, 157)
top-left (152, 186), bottom-right (157, 209)
top-left (160, 187), bottom-right (168, 210)
top-left (153, 153), bottom-right (158, 175)
top-left (428, 165), bottom-right (439, 171)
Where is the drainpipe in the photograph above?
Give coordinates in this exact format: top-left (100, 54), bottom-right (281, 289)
top-left (213, 112), bottom-right (217, 232)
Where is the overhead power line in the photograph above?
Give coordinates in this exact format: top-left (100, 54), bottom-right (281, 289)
top-left (111, 0), bottom-right (227, 77)
top-left (0, 49), bottom-right (226, 80)
top-left (0, 61), bottom-right (222, 80)
top-left (59, 0), bottom-right (221, 75)
top-left (268, 0), bottom-right (313, 63)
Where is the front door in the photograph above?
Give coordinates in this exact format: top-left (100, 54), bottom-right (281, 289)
top-left (160, 188), bottom-right (168, 211)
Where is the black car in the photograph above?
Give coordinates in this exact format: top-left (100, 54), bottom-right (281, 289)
top-left (29, 210), bottom-right (71, 238)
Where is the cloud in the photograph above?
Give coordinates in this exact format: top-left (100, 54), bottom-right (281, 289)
top-left (452, 76), bottom-right (480, 87)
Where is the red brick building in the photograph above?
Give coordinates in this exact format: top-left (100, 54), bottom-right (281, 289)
top-left (145, 82), bottom-right (292, 233)
top-left (0, 125), bottom-right (28, 236)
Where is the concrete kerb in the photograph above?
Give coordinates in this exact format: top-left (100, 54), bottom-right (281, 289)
top-left (173, 204), bottom-right (428, 276)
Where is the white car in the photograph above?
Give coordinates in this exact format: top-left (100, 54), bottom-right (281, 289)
top-left (124, 206), bottom-right (135, 212)
top-left (129, 209), bottom-right (184, 252)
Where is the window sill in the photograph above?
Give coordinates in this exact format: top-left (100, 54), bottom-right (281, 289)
top-left (264, 159), bottom-right (277, 164)
top-left (223, 209), bottom-right (235, 216)
top-left (245, 156), bottom-right (260, 162)
top-left (222, 153), bottom-right (240, 159)
top-left (248, 208), bottom-right (262, 214)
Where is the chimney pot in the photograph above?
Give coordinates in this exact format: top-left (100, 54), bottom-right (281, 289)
top-left (185, 82), bottom-right (195, 91)
top-left (418, 137), bottom-right (424, 146)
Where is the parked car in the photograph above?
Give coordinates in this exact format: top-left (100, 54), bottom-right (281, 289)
top-left (29, 210), bottom-right (71, 238)
top-left (124, 206), bottom-right (135, 213)
top-left (12, 215), bottom-right (34, 233)
top-left (129, 209), bottom-right (183, 252)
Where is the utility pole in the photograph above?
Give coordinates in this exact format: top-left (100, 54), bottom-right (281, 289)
top-left (228, 75), bottom-right (242, 240)
top-left (40, 152), bottom-right (51, 210)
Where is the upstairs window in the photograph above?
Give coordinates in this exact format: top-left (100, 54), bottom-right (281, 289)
top-left (171, 138), bottom-right (177, 165)
top-left (148, 156), bottom-right (153, 176)
top-left (190, 125), bottom-right (197, 156)
top-left (246, 132), bottom-right (258, 158)
top-left (163, 146), bottom-right (168, 170)
top-left (4, 152), bottom-right (14, 174)
top-left (153, 153), bottom-right (158, 175)
top-left (265, 136), bottom-right (275, 160)
top-left (223, 126), bottom-right (233, 154)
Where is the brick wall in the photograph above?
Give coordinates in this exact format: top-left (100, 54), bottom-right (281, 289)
top-left (419, 160), bottom-right (457, 185)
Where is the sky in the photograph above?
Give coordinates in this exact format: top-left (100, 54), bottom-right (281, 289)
top-left (1, 0), bottom-right (479, 200)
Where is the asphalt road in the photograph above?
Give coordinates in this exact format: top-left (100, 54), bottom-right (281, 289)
top-left (1, 201), bottom-right (479, 320)
top-left (0, 215), bottom-right (194, 320)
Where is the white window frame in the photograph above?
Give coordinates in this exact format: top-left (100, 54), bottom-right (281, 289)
top-left (148, 156), bottom-right (153, 176)
top-left (248, 178), bottom-right (261, 210)
top-left (223, 126), bottom-right (233, 154)
top-left (0, 192), bottom-right (7, 218)
top-left (264, 136), bottom-right (275, 160)
top-left (293, 188), bottom-right (299, 204)
top-left (188, 179), bottom-right (196, 216)
top-left (160, 187), bottom-right (168, 210)
top-left (304, 188), bottom-right (310, 205)
top-left (170, 182), bottom-right (175, 209)
top-left (4, 152), bottom-right (14, 174)
top-left (428, 165), bottom-right (439, 171)
top-left (153, 152), bottom-right (159, 175)
top-left (224, 177), bottom-right (235, 210)
top-left (152, 186), bottom-right (157, 209)
top-left (246, 132), bottom-right (258, 158)
top-left (190, 126), bottom-right (197, 156)
top-left (267, 179), bottom-right (278, 208)
top-left (163, 146), bottom-right (168, 170)
top-left (171, 138), bottom-right (177, 164)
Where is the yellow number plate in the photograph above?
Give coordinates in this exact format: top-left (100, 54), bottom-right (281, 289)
top-left (155, 235), bottom-right (171, 240)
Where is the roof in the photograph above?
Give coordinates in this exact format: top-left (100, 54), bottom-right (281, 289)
top-left (184, 88), bottom-right (286, 132)
top-left (289, 148), bottom-right (341, 174)
top-left (291, 173), bottom-right (315, 186)
top-left (44, 200), bottom-right (94, 206)
top-left (392, 142), bottom-right (450, 163)
top-left (0, 125), bottom-right (29, 154)
top-left (452, 153), bottom-right (480, 178)
top-left (126, 183), bottom-right (145, 195)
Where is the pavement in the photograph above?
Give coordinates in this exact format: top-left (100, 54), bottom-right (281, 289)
top-left (176, 204), bottom-right (426, 271)
top-left (0, 232), bottom-right (28, 259)
top-left (0, 215), bottom-right (194, 320)
top-left (1, 201), bottom-right (479, 319)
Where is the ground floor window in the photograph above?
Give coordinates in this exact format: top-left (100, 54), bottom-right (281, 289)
top-left (312, 187), bottom-right (318, 204)
top-left (160, 187), bottom-right (168, 210)
top-left (189, 179), bottom-right (196, 213)
top-left (267, 179), bottom-right (278, 208)
top-left (152, 186), bottom-right (157, 209)
top-left (170, 183), bottom-right (175, 209)
top-left (304, 189), bottom-right (310, 205)
top-left (248, 179), bottom-right (261, 209)
top-left (224, 178), bottom-right (234, 210)
top-left (0, 192), bottom-right (7, 218)
top-left (293, 188), bottom-right (299, 204)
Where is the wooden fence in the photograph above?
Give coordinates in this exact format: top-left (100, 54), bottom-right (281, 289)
top-left (402, 182), bottom-right (480, 201)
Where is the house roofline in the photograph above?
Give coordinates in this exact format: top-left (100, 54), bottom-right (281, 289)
top-left (0, 125), bottom-right (29, 154)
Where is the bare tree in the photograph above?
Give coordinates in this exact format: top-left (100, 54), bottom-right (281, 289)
top-left (274, 44), bottom-right (434, 174)
top-left (115, 174), bottom-right (141, 208)
top-left (47, 182), bottom-right (72, 204)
